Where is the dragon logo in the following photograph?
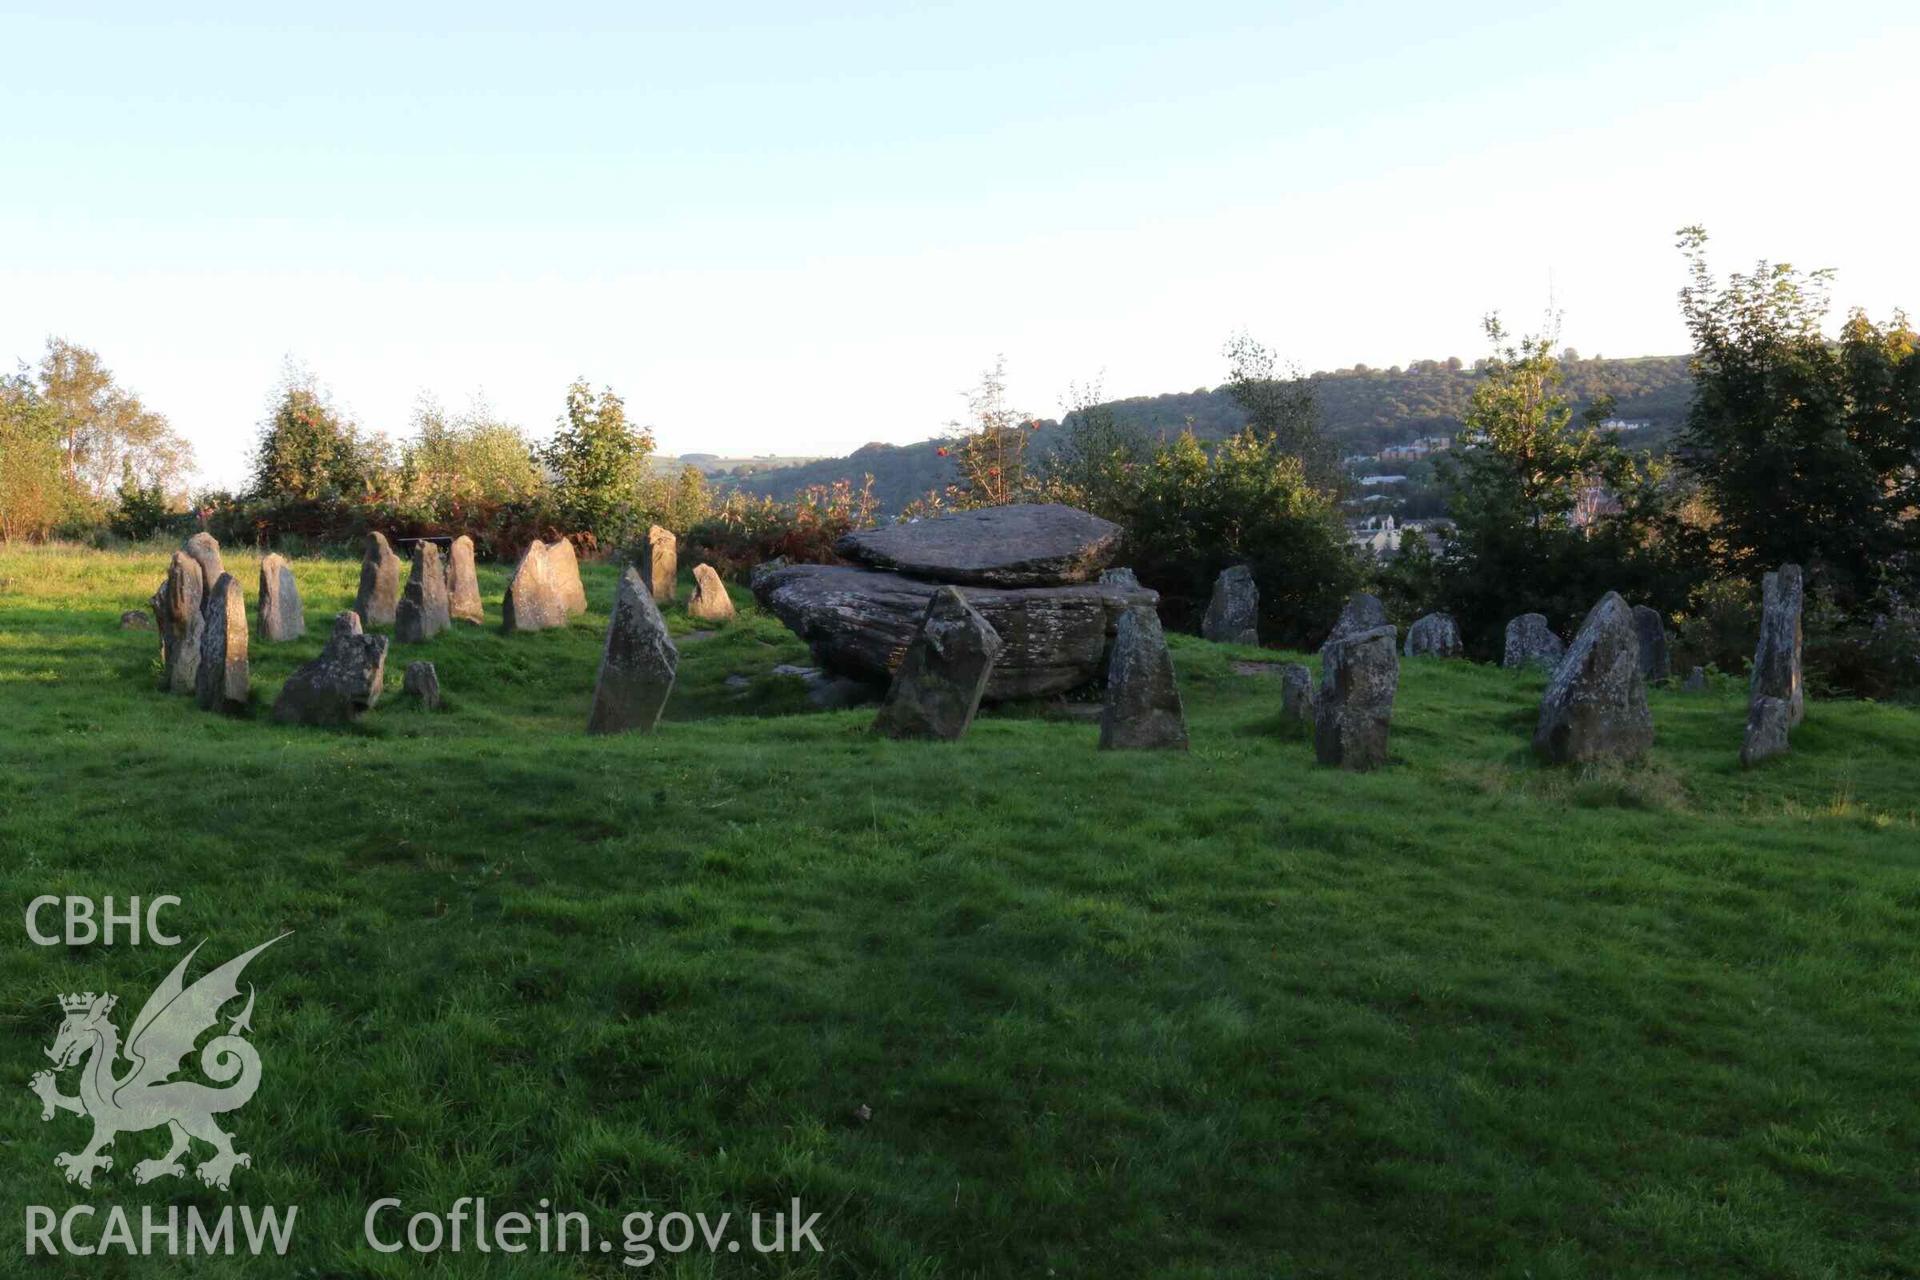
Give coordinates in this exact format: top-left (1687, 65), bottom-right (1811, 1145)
top-left (29, 935), bottom-right (287, 1191)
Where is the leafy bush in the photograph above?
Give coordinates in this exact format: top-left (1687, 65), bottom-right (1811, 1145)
top-left (679, 478), bottom-right (879, 579)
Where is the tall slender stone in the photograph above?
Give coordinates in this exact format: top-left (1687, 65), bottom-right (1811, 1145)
top-left (643, 526), bottom-right (678, 603)
top-left (354, 532), bottom-right (401, 627)
top-left (874, 587), bottom-right (1003, 740)
top-left (151, 550), bottom-right (204, 694)
top-left (1280, 663), bottom-right (1315, 726)
top-left (1201, 564), bottom-right (1259, 645)
top-left (547, 537), bottom-right (588, 617)
top-left (1532, 592), bottom-right (1653, 765)
top-left (588, 567), bottom-right (678, 734)
top-left (1632, 605), bottom-right (1671, 682)
top-left (1742, 563), bottom-right (1805, 765)
top-left (194, 573), bottom-right (250, 713)
top-left (687, 564), bottom-right (736, 622)
top-left (257, 553), bottom-right (306, 642)
top-left (396, 541), bottom-right (451, 643)
top-left (1099, 605), bottom-right (1188, 750)
top-left (1314, 625), bottom-right (1398, 770)
top-left (502, 541), bottom-right (568, 633)
top-left (445, 534), bottom-right (484, 624)
top-left (180, 531), bottom-right (225, 598)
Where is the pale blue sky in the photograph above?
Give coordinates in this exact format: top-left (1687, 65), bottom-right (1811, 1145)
top-left (4, 1), bottom-right (1916, 486)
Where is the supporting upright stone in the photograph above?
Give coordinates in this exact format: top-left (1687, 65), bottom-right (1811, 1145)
top-left (194, 573), bottom-right (250, 714)
top-left (257, 553), bottom-right (306, 642)
top-left (1404, 611), bottom-right (1463, 658)
top-left (445, 534), bottom-right (484, 625)
top-left (1099, 567), bottom-right (1141, 588)
top-left (1323, 592), bottom-right (1388, 651)
top-left (587, 567), bottom-right (679, 734)
top-left (1314, 625), bottom-right (1398, 770)
top-left (546, 537), bottom-right (588, 617)
top-left (396, 541), bottom-right (451, 643)
top-left (643, 526), bottom-right (678, 603)
top-left (687, 564), bottom-right (736, 622)
top-left (501, 541), bottom-right (568, 633)
top-left (1532, 592), bottom-right (1653, 765)
top-left (355, 532), bottom-right (401, 628)
top-left (1279, 663), bottom-right (1315, 726)
top-left (874, 586), bottom-right (1003, 741)
top-left (1632, 605), bottom-right (1671, 682)
top-left (1742, 563), bottom-right (1805, 765)
top-left (150, 551), bottom-right (205, 694)
top-left (1201, 564), bottom-right (1259, 645)
top-left (271, 612), bottom-right (389, 726)
top-left (1503, 613), bottom-right (1565, 671)
top-left (180, 531), bottom-right (225, 597)
top-left (1099, 605), bottom-right (1188, 750)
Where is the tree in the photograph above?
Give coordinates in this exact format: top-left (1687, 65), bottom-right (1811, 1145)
top-left (544, 378), bottom-right (654, 538)
top-left (1038, 376), bottom-right (1145, 517)
top-left (250, 366), bottom-right (386, 502)
top-left (400, 395), bottom-right (545, 511)
top-left (1222, 331), bottom-right (1338, 490)
top-left (36, 339), bottom-right (192, 501)
top-left (946, 356), bottom-right (1034, 507)
top-left (0, 370), bottom-right (70, 542)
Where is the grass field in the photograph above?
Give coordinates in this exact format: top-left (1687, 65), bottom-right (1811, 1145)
top-left (2, 543), bottom-right (1917, 1278)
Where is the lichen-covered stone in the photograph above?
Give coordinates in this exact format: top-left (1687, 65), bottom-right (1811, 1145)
top-left (838, 503), bottom-right (1122, 587)
top-left (873, 587), bottom-right (1003, 740)
top-left (1739, 694), bottom-right (1792, 766)
top-left (1532, 592), bottom-right (1653, 765)
top-left (194, 573), bottom-right (250, 714)
top-left (643, 526), bottom-right (678, 603)
top-left (120, 609), bottom-right (153, 630)
top-left (257, 553), bottom-right (305, 642)
top-left (1404, 611), bottom-right (1463, 658)
top-left (501, 541), bottom-right (567, 633)
top-left (587, 567), bottom-right (678, 734)
top-left (1314, 626), bottom-right (1397, 770)
top-left (404, 660), bottom-right (442, 711)
top-left (1503, 613), bottom-right (1564, 671)
top-left (1683, 666), bottom-right (1707, 692)
top-left (687, 563), bottom-right (736, 622)
top-left (1323, 593), bottom-right (1387, 651)
top-left (1750, 564), bottom-right (1805, 728)
top-left (1201, 564), bottom-right (1259, 645)
top-left (1280, 662), bottom-right (1315, 725)
top-left (546, 537), bottom-right (588, 617)
top-left (354, 532), bottom-right (401, 627)
top-left (180, 531), bottom-right (224, 597)
top-left (1099, 567), bottom-right (1140, 588)
top-left (1632, 605), bottom-right (1671, 682)
top-left (1099, 605), bottom-right (1187, 750)
top-left (271, 612), bottom-right (389, 725)
top-left (151, 551), bottom-right (204, 694)
top-left (396, 541), bottom-right (451, 643)
top-left (445, 534), bottom-right (484, 624)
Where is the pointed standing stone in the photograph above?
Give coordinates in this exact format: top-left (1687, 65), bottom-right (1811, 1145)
top-left (1632, 605), bottom-right (1670, 682)
top-left (502, 541), bottom-right (568, 633)
top-left (643, 526), bottom-right (678, 603)
top-left (1532, 592), bottom-right (1653, 765)
top-left (194, 573), bottom-right (250, 713)
top-left (396, 541), bottom-right (451, 643)
top-left (1323, 592), bottom-right (1387, 651)
top-left (588, 567), bottom-right (679, 734)
top-left (1099, 605), bottom-right (1188, 750)
top-left (1314, 626), bottom-right (1398, 770)
top-left (546, 537), bottom-right (588, 617)
top-left (1201, 564), bottom-right (1259, 645)
top-left (180, 531), bottom-right (225, 598)
top-left (272, 612), bottom-right (389, 725)
top-left (687, 564), bottom-right (736, 622)
top-left (1404, 611), bottom-right (1462, 658)
top-left (355, 532), bottom-right (401, 627)
top-left (445, 534), bottom-right (484, 624)
top-left (874, 586), bottom-right (1003, 740)
top-left (151, 551), bottom-right (205, 694)
top-left (257, 553), bottom-right (306, 641)
top-left (1750, 564), bottom-right (1805, 727)
top-left (1503, 613), bottom-right (1564, 670)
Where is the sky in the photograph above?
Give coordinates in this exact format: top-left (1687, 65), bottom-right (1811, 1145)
top-left (3, 1), bottom-right (1917, 488)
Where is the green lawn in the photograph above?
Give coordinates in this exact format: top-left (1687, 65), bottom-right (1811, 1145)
top-left (2, 543), bottom-right (1916, 1278)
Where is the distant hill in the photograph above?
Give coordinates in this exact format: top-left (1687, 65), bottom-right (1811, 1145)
top-left (724, 354), bottom-right (1693, 513)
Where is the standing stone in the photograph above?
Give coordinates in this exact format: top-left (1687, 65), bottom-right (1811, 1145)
top-left (180, 532), bottom-right (225, 598)
top-left (643, 526), bottom-right (678, 603)
top-left (404, 660), bottom-right (442, 711)
top-left (271, 612), bottom-right (389, 725)
top-left (1323, 592), bottom-right (1388, 651)
top-left (1632, 605), bottom-right (1671, 682)
top-left (587, 567), bottom-right (679, 734)
top-left (1740, 696), bottom-right (1792, 767)
top-left (1503, 613), bottom-right (1565, 671)
top-left (687, 564), bottom-right (737, 622)
top-left (1750, 564), bottom-right (1805, 728)
top-left (1099, 605), bottom-right (1188, 751)
top-left (257, 553), bottom-right (306, 642)
top-left (194, 573), bottom-right (250, 714)
top-left (874, 586), bottom-right (1003, 741)
top-left (546, 537), bottom-right (588, 617)
top-left (1099, 567), bottom-right (1140, 589)
top-left (396, 542), bottom-right (451, 643)
top-left (1532, 592), bottom-right (1653, 765)
top-left (1280, 663), bottom-right (1315, 725)
top-left (1314, 625), bottom-right (1398, 770)
top-left (150, 551), bottom-right (204, 694)
top-left (120, 609), bottom-right (153, 630)
top-left (1403, 611), bottom-right (1463, 658)
top-left (1683, 666), bottom-right (1707, 692)
top-left (445, 535), bottom-right (484, 625)
top-left (354, 532), bottom-right (401, 627)
top-left (1201, 565), bottom-right (1259, 645)
top-left (501, 541), bottom-right (568, 633)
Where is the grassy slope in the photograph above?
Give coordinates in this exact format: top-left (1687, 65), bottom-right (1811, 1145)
top-left (1, 545), bottom-right (1916, 1279)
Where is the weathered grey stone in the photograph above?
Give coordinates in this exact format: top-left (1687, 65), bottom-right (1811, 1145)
top-left (1099, 605), bottom-right (1188, 750)
top-left (354, 532), bottom-right (401, 627)
top-left (687, 563), bottom-right (736, 622)
top-left (874, 587), bottom-right (1003, 740)
top-left (502, 541), bottom-right (568, 633)
top-left (1684, 666), bottom-right (1707, 692)
top-left (768, 662), bottom-right (879, 709)
top-left (1739, 695), bottom-right (1792, 766)
top-left (180, 532), bottom-right (224, 598)
top-left (1532, 592), bottom-right (1653, 765)
top-left (1099, 567), bottom-right (1140, 588)
top-left (396, 541), bottom-right (451, 643)
top-left (445, 535), bottom-right (484, 624)
top-left (256, 553), bottom-right (305, 642)
top-left (150, 551), bottom-right (203, 694)
top-left (1632, 605), bottom-right (1671, 682)
top-left (271, 612), bottom-right (389, 725)
top-left (643, 525), bottom-right (678, 603)
top-left (838, 503), bottom-right (1123, 587)
top-left (753, 562), bottom-right (1158, 701)
top-left (1503, 613), bottom-right (1565, 671)
top-left (588, 567), bottom-right (678, 734)
top-left (546, 537), bottom-right (588, 617)
top-left (194, 573), bottom-right (249, 713)
top-left (1201, 564), bottom-right (1259, 645)
top-left (404, 660), bottom-right (442, 710)
top-left (748, 555), bottom-right (790, 594)
top-left (1751, 564), bottom-right (1805, 728)
top-left (120, 609), bottom-right (152, 632)
top-left (1404, 611), bottom-right (1463, 658)
top-left (1324, 593), bottom-right (1388, 651)
top-left (1314, 625), bottom-right (1397, 770)
top-left (1280, 663), bottom-right (1315, 725)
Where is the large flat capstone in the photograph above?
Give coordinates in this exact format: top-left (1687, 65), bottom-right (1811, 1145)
top-left (835, 503), bottom-right (1122, 587)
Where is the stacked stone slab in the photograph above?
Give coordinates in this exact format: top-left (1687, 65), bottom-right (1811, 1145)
top-left (1202, 565), bottom-right (1259, 645)
top-left (754, 504), bottom-right (1156, 702)
top-left (643, 526), bottom-right (678, 603)
top-left (1315, 625), bottom-right (1397, 770)
top-left (502, 541), bottom-right (568, 633)
top-left (1532, 592), bottom-right (1653, 765)
top-left (1741, 563), bottom-right (1805, 766)
top-left (687, 564), bottom-right (737, 622)
top-left (588, 567), bottom-right (679, 734)
top-left (1323, 593), bottom-right (1387, 652)
top-left (547, 538), bottom-right (588, 617)
top-left (150, 551), bottom-right (205, 694)
top-left (1503, 613), bottom-right (1564, 670)
top-left (874, 586), bottom-right (1004, 740)
top-left (355, 532), bottom-right (401, 627)
top-left (272, 612), bottom-right (389, 725)
top-left (396, 542), bottom-right (451, 643)
top-left (194, 573), bottom-right (250, 714)
top-left (180, 532), bottom-right (225, 598)
top-left (1099, 605), bottom-right (1188, 751)
top-left (257, 553), bottom-right (305, 641)
top-left (1632, 605), bottom-right (1671, 682)
top-left (445, 535), bottom-right (484, 624)
top-left (1404, 611), bottom-right (1462, 658)
top-left (1279, 663), bottom-right (1315, 726)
